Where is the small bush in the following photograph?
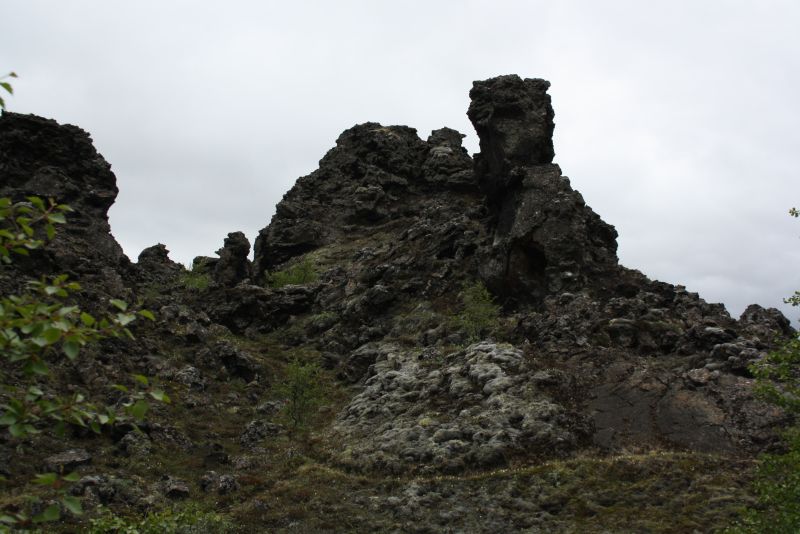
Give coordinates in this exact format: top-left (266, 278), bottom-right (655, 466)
top-left (275, 360), bottom-right (324, 432)
top-left (455, 281), bottom-right (500, 342)
top-left (266, 257), bottom-right (317, 288)
top-left (726, 207), bottom-right (800, 533)
top-left (88, 504), bottom-right (234, 534)
top-left (179, 270), bottom-right (210, 291)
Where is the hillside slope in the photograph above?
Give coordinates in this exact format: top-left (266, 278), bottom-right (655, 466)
top-left (0, 75), bottom-right (793, 533)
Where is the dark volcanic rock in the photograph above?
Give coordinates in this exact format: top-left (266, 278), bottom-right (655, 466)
top-left (468, 76), bottom-right (620, 304)
top-left (2, 78), bottom-right (796, 530)
top-left (213, 231), bottom-right (252, 287)
top-left (203, 283), bottom-right (315, 335)
top-left (252, 121), bottom-right (482, 276)
top-left (136, 243), bottom-right (183, 282)
top-left (467, 75), bottom-right (555, 201)
top-left (44, 448), bottom-right (92, 472)
top-left (0, 112), bottom-right (128, 276)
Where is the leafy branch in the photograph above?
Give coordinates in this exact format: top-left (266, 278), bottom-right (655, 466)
top-left (0, 71), bottom-right (17, 111)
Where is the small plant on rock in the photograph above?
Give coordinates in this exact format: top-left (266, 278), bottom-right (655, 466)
top-left (179, 268), bottom-right (211, 291)
top-left (726, 207), bottom-right (800, 533)
top-left (455, 281), bottom-right (501, 342)
top-left (266, 256), bottom-right (318, 288)
top-left (275, 359), bottom-right (324, 434)
top-left (88, 503), bottom-right (234, 534)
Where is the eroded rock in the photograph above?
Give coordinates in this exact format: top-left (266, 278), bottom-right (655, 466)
top-left (329, 342), bottom-right (589, 474)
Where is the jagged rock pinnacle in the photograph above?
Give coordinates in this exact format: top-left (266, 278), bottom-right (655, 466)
top-left (467, 75), bottom-right (555, 202)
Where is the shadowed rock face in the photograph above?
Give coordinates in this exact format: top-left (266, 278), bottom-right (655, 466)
top-left (468, 75), bottom-right (620, 304)
top-left (0, 112), bottom-right (127, 277)
top-left (252, 122), bottom-right (479, 275)
top-left (213, 231), bottom-right (251, 287)
top-left (467, 75), bottom-right (555, 201)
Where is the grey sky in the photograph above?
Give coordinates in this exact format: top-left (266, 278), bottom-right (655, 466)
top-left (3, 0), bottom-right (799, 322)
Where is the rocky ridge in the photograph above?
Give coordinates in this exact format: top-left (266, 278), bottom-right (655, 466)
top-left (0, 75), bottom-right (794, 532)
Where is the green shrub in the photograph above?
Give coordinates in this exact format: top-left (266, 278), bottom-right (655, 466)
top-left (275, 359), bottom-right (324, 433)
top-left (726, 207), bottom-right (800, 533)
top-left (455, 281), bottom-right (500, 342)
top-left (0, 71), bottom-right (16, 111)
top-left (0, 197), bottom-right (164, 529)
top-left (179, 269), bottom-right (210, 291)
top-left (266, 256), bottom-right (318, 288)
top-left (88, 503), bottom-right (234, 534)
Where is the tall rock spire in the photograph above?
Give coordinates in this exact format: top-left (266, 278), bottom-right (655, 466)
top-left (468, 75), bottom-right (619, 302)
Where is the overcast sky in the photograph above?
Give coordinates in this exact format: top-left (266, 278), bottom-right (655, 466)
top-left (3, 0), bottom-right (799, 322)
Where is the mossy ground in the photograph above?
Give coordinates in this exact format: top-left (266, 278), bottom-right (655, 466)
top-left (2, 322), bottom-right (760, 533)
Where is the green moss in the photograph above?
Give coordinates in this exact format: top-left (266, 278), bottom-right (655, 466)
top-left (179, 270), bottom-right (211, 291)
top-left (266, 257), bottom-right (318, 288)
top-left (87, 503), bottom-right (235, 534)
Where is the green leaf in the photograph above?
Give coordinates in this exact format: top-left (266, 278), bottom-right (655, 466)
top-left (138, 309), bottom-right (156, 321)
top-left (63, 341), bottom-right (80, 360)
top-left (47, 212), bottom-right (66, 224)
top-left (61, 496), bottom-right (82, 516)
top-left (109, 299), bottom-right (128, 311)
top-left (34, 473), bottom-right (58, 485)
top-left (80, 312), bottom-right (95, 326)
top-left (90, 421), bottom-right (101, 434)
top-left (42, 328), bottom-right (62, 345)
top-left (32, 504), bottom-right (60, 523)
top-left (129, 399), bottom-right (149, 420)
top-left (62, 472), bottom-right (80, 482)
top-left (111, 384), bottom-right (129, 393)
top-left (0, 82), bottom-right (12, 95)
top-left (27, 196), bottom-right (44, 210)
top-left (30, 359), bottom-right (49, 376)
top-left (116, 312), bottom-right (136, 326)
top-left (0, 414), bottom-right (17, 426)
top-left (133, 374), bottom-right (149, 386)
top-left (149, 390), bottom-right (171, 403)
top-left (8, 423), bottom-right (26, 437)
top-left (44, 285), bottom-right (60, 296)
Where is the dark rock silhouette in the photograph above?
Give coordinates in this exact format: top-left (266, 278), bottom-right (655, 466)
top-left (212, 231), bottom-right (251, 287)
top-left (468, 75), bottom-right (619, 304)
top-left (467, 75), bottom-right (555, 200)
top-left (0, 112), bottom-right (128, 281)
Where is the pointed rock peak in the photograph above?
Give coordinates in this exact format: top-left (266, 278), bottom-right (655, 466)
top-left (137, 243), bottom-right (173, 264)
top-left (467, 75), bottom-right (555, 201)
top-left (333, 122), bottom-right (423, 152)
top-left (427, 127), bottom-right (466, 148)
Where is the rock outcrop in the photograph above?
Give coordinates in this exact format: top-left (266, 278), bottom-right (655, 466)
top-left (0, 113), bottom-right (128, 277)
top-left (212, 231), bottom-right (252, 287)
top-left (330, 341), bottom-right (590, 474)
top-left (1, 76), bottom-right (795, 532)
top-left (249, 74), bottom-right (793, 465)
top-left (468, 76), bottom-right (620, 303)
